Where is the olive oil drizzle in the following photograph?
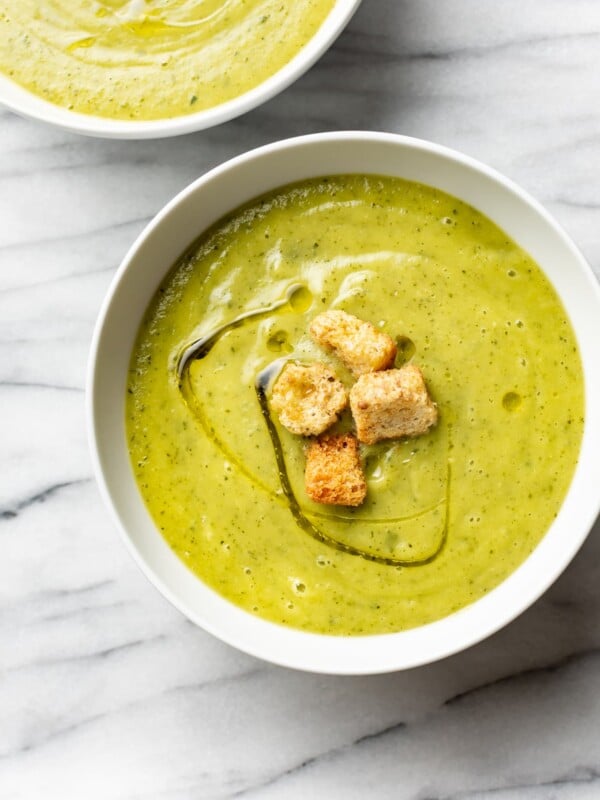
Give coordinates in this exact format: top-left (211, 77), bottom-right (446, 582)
top-left (177, 287), bottom-right (450, 567)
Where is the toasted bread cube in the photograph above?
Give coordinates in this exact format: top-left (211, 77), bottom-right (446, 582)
top-left (305, 433), bottom-right (367, 507)
top-left (309, 310), bottom-right (397, 376)
top-left (349, 364), bottom-right (438, 444)
top-left (270, 362), bottom-right (347, 436)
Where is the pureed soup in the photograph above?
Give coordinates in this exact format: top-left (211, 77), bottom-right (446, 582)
top-left (0, 0), bottom-right (335, 120)
top-left (126, 175), bottom-right (584, 636)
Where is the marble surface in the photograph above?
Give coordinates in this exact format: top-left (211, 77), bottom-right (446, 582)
top-left (1, 1), bottom-right (600, 797)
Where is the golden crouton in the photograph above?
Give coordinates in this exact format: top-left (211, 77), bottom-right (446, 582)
top-left (349, 364), bottom-right (438, 444)
top-left (270, 362), bottom-right (347, 436)
top-left (309, 310), bottom-right (397, 375)
top-left (305, 433), bottom-right (367, 507)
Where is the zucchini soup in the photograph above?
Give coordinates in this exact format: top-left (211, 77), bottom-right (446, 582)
top-left (0, 0), bottom-right (336, 120)
top-left (126, 175), bottom-right (584, 636)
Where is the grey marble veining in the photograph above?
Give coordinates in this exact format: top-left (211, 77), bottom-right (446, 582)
top-left (1, 1), bottom-right (600, 798)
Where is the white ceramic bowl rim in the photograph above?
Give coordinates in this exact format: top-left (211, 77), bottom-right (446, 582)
top-left (88, 132), bottom-right (600, 674)
top-left (0, 0), bottom-right (361, 139)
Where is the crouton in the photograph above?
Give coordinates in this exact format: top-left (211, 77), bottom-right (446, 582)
top-left (305, 433), bottom-right (367, 506)
top-left (309, 310), bottom-right (397, 375)
top-left (349, 364), bottom-right (438, 444)
top-left (270, 362), bottom-right (347, 436)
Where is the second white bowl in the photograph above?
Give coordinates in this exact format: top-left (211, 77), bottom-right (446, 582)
top-left (0, 0), bottom-right (361, 139)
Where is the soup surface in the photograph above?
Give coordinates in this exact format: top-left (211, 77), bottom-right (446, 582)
top-left (126, 175), bottom-right (584, 635)
top-left (0, 0), bottom-right (335, 120)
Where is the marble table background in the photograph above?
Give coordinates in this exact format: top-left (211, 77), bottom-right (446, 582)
top-left (1, 1), bottom-right (600, 797)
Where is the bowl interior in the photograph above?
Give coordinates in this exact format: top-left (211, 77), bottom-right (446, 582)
top-left (0, 0), bottom-right (361, 139)
top-left (88, 133), bottom-right (600, 673)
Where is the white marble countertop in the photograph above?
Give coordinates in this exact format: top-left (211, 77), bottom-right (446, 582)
top-left (1, 1), bottom-right (600, 798)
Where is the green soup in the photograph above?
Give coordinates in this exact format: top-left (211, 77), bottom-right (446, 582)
top-left (126, 175), bottom-right (584, 635)
top-left (0, 0), bottom-right (335, 120)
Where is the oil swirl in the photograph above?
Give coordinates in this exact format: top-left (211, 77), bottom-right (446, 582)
top-left (176, 285), bottom-right (450, 567)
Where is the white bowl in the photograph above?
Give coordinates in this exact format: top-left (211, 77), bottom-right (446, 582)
top-left (0, 0), bottom-right (361, 139)
top-left (88, 132), bottom-right (600, 673)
